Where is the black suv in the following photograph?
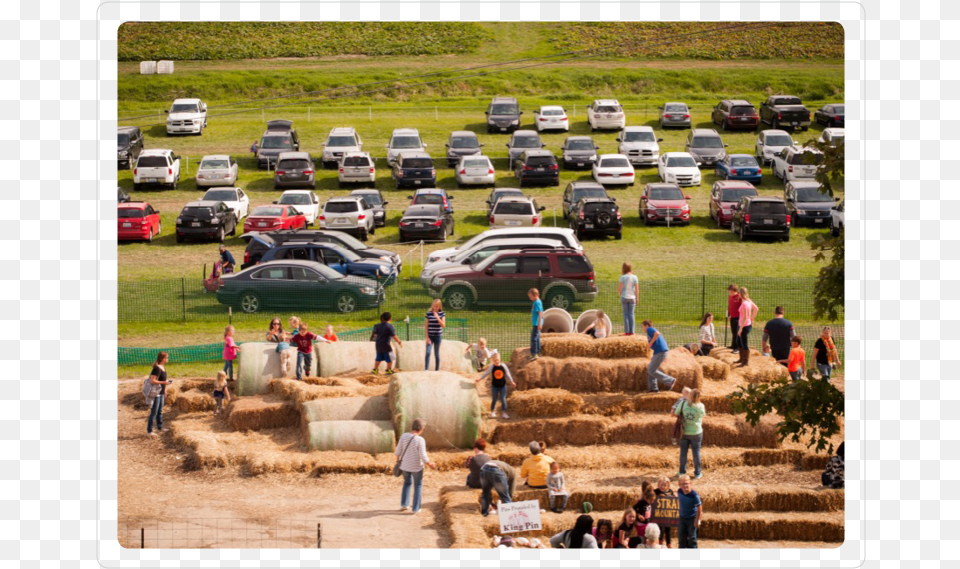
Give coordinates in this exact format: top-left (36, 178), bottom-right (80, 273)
top-left (569, 197), bottom-right (622, 240)
top-left (562, 181), bottom-right (609, 219)
top-left (730, 196), bottom-right (791, 242)
top-left (175, 200), bottom-right (238, 243)
top-left (515, 150), bottom-right (559, 187)
top-left (117, 126), bottom-right (144, 169)
top-left (240, 229), bottom-right (401, 270)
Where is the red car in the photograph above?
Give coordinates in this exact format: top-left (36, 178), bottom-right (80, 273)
top-left (639, 183), bottom-right (691, 226)
top-left (118, 202), bottom-right (161, 242)
top-left (243, 205), bottom-right (306, 234)
top-left (709, 180), bottom-right (759, 227)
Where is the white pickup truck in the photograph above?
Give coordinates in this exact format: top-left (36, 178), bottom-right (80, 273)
top-left (166, 98), bottom-right (207, 135)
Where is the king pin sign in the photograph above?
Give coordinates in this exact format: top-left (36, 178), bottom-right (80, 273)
top-left (498, 500), bottom-right (542, 534)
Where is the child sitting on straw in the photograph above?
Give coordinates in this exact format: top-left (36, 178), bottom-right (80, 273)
top-left (465, 337), bottom-right (494, 371)
top-left (213, 370), bottom-right (231, 416)
top-left (475, 351), bottom-right (516, 419)
top-left (547, 461), bottom-right (569, 513)
top-left (592, 519), bottom-right (615, 548)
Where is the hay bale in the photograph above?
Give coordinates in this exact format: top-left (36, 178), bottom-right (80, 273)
top-left (300, 396), bottom-right (391, 440)
top-left (507, 389), bottom-right (583, 417)
top-left (734, 359), bottom-right (791, 383)
top-left (237, 342), bottom-right (298, 396)
top-left (388, 371), bottom-right (482, 449)
top-left (655, 348), bottom-right (703, 392)
top-left (696, 356), bottom-right (731, 381)
top-left (268, 379), bottom-right (356, 405)
top-left (227, 395), bottom-right (299, 432)
top-left (540, 334), bottom-right (651, 360)
top-left (394, 340), bottom-right (475, 374)
top-left (516, 357), bottom-right (647, 392)
top-left (487, 417), bottom-right (608, 446)
top-left (304, 420), bottom-right (396, 454)
top-left (315, 341), bottom-right (379, 377)
top-left (174, 389), bottom-right (216, 413)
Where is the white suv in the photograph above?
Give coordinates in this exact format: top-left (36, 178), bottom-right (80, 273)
top-left (587, 99), bottom-right (626, 131)
top-left (426, 227), bottom-right (583, 267)
top-left (386, 128), bottom-right (426, 165)
top-left (771, 146), bottom-right (824, 183)
top-left (617, 126), bottom-right (662, 166)
top-left (319, 196), bottom-right (376, 241)
top-left (165, 98), bottom-right (207, 135)
top-left (338, 152), bottom-right (376, 186)
top-left (754, 129), bottom-right (794, 165)
top-left (133, 149), bottom-right (181, 191)
top-left (322, 127), bottom-right (363, 168)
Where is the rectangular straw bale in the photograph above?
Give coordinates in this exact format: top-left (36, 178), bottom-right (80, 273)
top-left (227, 396), bottom-right (299, 432)
top-left (507, 389), bottom-right (583, 417)
top-left (268, 378), bottom-right (356, 405)
top-left (699, 511), bottom-right (845, 542)
top-left (696, 356), bottom-right (731, 381)
top-left (487, 417), bottom-right (608, 446)
top-left (516, 357), bottom-right (647, 392)
top-left (659, 347), bottom-right (704, 391)
top-left (540, 334), bottom-right (652, 359)
top-left (169, 423), bottom-right (230, 470)
top-left (709, 347), bottom-right (763, 364)
top-left (174, 389), bottom-right (216, 413)
top-left (733, 359), bottom-right (790, 383)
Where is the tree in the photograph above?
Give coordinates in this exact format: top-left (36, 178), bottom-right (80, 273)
top-left (805, 136), bottom-right (845, 321)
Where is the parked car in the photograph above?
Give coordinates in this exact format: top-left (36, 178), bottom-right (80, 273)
top-left (534, 106), bottom-right (569, 132)
top-left (784, 181), bottom-right (834, 227)
top-left (684, 128), bottom-right (727, 167)
top-left (592, 154), bottom-right (635, 187)
top-left (217, 260), bottom-right (384, 314)
top-left (506, 130), bottom-right (545, 162)
top-left (489, 196), bottom-right (545, 228)
top-left (319, 196), bottom-right (376, 241)
top-left (201, 187), bottom-right (249, 220)
top-left (165, 98), bottom-right (207, 135)
top-left (569, 197), bottom-right (622, 240)
top-left (711, 100), bottom-right (760, 131)
top-left (243, 205), bottom-right (307, 234)
top-left (195, 155), bottom-right (239, 188)
top-left (409, 188), bottom-right (454, 215)
top-left (455, 155), bottom-right (496, 187)
top-left (398, 204), bottom-right (454, 243)
top-left (515, 149), bottom-right (559, 187)
top-left (418, 237), bottom-right (561, 287)
top-left (241, 229), bottom-right (401, 270)
top-left (258, 241), bottom-right (397, 284)
top-left (709, 180), bottom-right (758, 227)
top-left (427, 248), bottom-right (597, 310)
top-left (771, 146), bottom-right (824, 183)
top-left (445, 131), bottom-right (483, 166)
top-left (639, 183), bottom-right (691, 226)
top-left (321, 127), bottom-right (362, 168)
top-left (820, 128), bottom-right (845, 148)
top-left (117, 126), bottom-right (143, 169)
top-left (659, 102), bottom-right (691, 129)
top-left (274, 190), bottom-right (321, 226)
top-left (175, 200), bottom-right (238, 243)
top-left (617, 126), bottom-right (663, 166)
top-left (730, 195), bottom-right (791, 241)
top-left (586, 99), bottom-right (626, 131)
top-left (118, 187), bottom-right (131, 203)
top-left (831, 198), bottom-right (844, 237)
top-left (350, 189), bottom-right (387, 227)
top-left (815, 104), bottom-right (845, 128)
top-left (117, 202), bottom-right (161, 242)
top-left (657, 152), bottom-right (701, 187)
top-left (426, 227), bottom-right (582, 267)
top-left (759, 95), bottom-right (811, 131)
top-left (386, 128), bottom-right (426, 165)
top-left (562, 181), bottom-right (609, 219)
top-left (560, 136), bottom-right (600, 170)
top-left (337, 152), bottom-right (376, 187)
top-left (253, 120), bottom-right (300, 169)
top-left (715, 154), bottom-right (762, 184)
top-left (274, 152), bottom-right (316, 189)
top-left (755, 129), bottom-right (795, 165)
top-left (485, 96), bottom-right (522, 133)
top-left (133, 149), bottom-right (180, 191)
top-left (392, 151), bottom-right (436, 189)
top-left (485, 188), bottom-right (524, 216)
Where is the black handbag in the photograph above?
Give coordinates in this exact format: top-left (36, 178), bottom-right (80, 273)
top-left (393, 435), bottom-right (413, 477)
top-left (672, 401), bottom-right (686, 446)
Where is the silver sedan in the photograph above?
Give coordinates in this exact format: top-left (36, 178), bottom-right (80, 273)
top-left (454, 155), bottom-right (496, 187)
top-left (195, 155), bottom-right (239, 188)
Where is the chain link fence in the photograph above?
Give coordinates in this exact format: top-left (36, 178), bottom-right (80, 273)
top-left (119, 518), bottom-right (322, 549)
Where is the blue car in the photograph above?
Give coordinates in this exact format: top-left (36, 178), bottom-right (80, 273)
top-left (715, 154), bottom-right (762, 184)
top-left (409, 188), bottom-right (455, 215)
top-left (258, 241), bottom-right (398, 285)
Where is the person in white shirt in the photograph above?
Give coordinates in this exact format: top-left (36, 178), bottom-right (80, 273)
top-left (698, 312), bottom-right (717, 356)
top-left (395, 418), bottom-right (436, 515)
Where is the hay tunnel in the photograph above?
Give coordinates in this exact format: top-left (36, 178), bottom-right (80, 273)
top-left (300, 396), bottom-right (391, 439)
top-left (388, 371), bottom-right (482, 449)
top-left (304, 420), bottom-right (396, 454)
top-left (237, 342), bottom-right (300, 396)
top-left (393, 340), bottom-right (475, 374)
top-left (541, 307), bottom-right (574, 334)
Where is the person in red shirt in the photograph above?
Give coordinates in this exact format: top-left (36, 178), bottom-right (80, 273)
top-left (727, 284), bottom-right (742, 351)
top-left (787, 336), bottom-right (806, 381)
top-left (293, 324), bottom-right (317, 380)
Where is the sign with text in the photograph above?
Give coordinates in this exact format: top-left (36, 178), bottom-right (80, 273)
top-left (498, 500), bottom-right (543, 534)
top-left (649, 494), bottom-right (680, 528)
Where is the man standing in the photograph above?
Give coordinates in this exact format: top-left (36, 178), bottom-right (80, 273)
top-left (726, 284), bottom-right (741, 350)
top-left (529, 289), bottom-right (544, 361)
top-left (676, 475), bottom-right (702, 549)
top-left (762, 306), bottom-right (794, 367)
top-left (642, 320), bottom-right (676, 393)
top-left (219, 243), bottom-right (236, 274)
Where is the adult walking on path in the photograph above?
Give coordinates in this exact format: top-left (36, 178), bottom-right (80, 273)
top-left (479, 459), bottom-right (516, 517)
top-left (698, 313), bottom-right (717, 356)
top-left (146, 351), bottom-right (172, 437)
top-left (642, 320), bottom-right (676, 393)
top-left (813, 326), bottom-right (841, 379)
top-left (618, 263), bottom-right (640, 335)
top-left (726, 284), bottom-right (741, 350)
top-left (424, 299), bottom-right (446, 371)
top-left (396, 418), bottom-right (436, 515)
top-left (762, 306), bottom-right (794, 366)
top-left (736, 287), bottom-right (759, 366)
top-left (674, 388), bottom-right (706, 479)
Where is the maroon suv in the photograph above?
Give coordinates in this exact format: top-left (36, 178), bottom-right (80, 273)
top-left (709, 180), bottom-right (759, 227)
top-left (426, 248), bottom-right (598, 310)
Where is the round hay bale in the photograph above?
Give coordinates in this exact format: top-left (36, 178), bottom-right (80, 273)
top-left (394, 340), bottom-right (474, 374)
top-left (388, 371), bottom-right (482, 449)
top-left (508, 389), bottom-right (583, 417)
top-left (300, 396), bottom-right (391, 439)
top-left (314, 341), bottom-right (381, 377)
top-left (542, 308), bottom-right (574, 334)
top-left (238, 342), bottom-right (298, 396)
top-left (305, 420), bottom-right (396, 454)
top-left (575, 309), bottom-right (613, 334)
top-left (696, 356), bottom-right (731, 381)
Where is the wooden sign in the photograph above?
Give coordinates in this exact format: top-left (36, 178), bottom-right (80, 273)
top-left (649, 494), bottom-right (680, 528)
top-left (498, 500), bottom-right (543, 534)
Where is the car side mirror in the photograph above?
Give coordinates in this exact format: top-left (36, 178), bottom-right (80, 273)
top-left (480, 143), bottom-right (485, 147)
top-left (445, 144), bottom-right (449, 148)
top-left (724, 144), bottom-right (729, 147)
top-left (657, 138), bottom-right (664, 143)
top-left (423, 143), bottom-right (427, 147)
top-left (383, 201), bottom-right (389, 206)
top-left (272, 200), bottom-right (278, 204)
top-left (385, 144), bottom-right (390, 148)
top-left (616, 138), bottom-right (621, 142)
top-left (835, 197), bottom-right (840, 202)
top-left (685, 196), bottom-right (691, 200)
top-left (505, 144), bottom-right (510, 148)
top-left (658, 106), bottom-right (664, 110)
top-left (485, 268), bottom-right (494, 276)
top-left (321, 143), bottom-right (326, 147)
top-left (611, 198), bottom-right (616, 203)
top-left (164, 109), bottom-right (169, 114)
top-left (519, 111), bottom-right (524, 115)
top-left (541, 143), bottom-right (546, 148)
top-left (484, 111), bottom-right (489, 115)
top-left (539, 206), bottom-right (546, 212)
top-left (406, 196), bottom-right (413, 200)
top-left (447, 195), bottom-right (455, 200)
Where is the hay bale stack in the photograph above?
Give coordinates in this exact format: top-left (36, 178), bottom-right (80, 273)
top-left (655, 347), bottom-right (703, 392)
top-left (540, 334), bottom-right (651, 360)
top-left (300, 396), bottom-right (391, 440)
top-left (237, 342), bottom-right (298, 396)
top-left (709, 346), bottom-right (762, 364)
top-left (304, 420), bottom-right (395, 454)
top-left (394, 340), bottom-right (475, 374)
top-left (696, 356), bottom-right (731, 381)
top-left (487, 417), bottom-right (608, 446)
top-left (507, 389), bottom-right (584, 417)
top-left (516, 357), bottom-right (647, 392)
top-left (174, 389), bottom-right (216, 413)
top-left (315, 341), bottom-right (380, 377)
top-left (268, 379), bottom-right (356, 405)
top-left (734, 359), bottom-right (791, 383)
top-left (227, 395), bottom-right (299, 432)
top-left (388, 371), bottom-right (482, 449)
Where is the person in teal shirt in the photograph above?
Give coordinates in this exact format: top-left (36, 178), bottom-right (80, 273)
top-left (529, 288), bottom-right (544, 360)
top-left (674, 387), bottom-right (706, 479)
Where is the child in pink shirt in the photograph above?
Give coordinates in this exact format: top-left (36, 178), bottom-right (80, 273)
top-left (223, 325), bottom-right (238, 381)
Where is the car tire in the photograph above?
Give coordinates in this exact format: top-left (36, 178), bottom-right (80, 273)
top-left (175, 233), bottom-right (183, 244)
top-left (783, 233), bottom-right (791, 242)
top-left (717, 213), bottom-right (723, 228)
top-left (147, 229), bottom-right (153, 243)
top-left (360, 229), bottom-right (369, 242)
top-left (615, 232), bottom-right (622, 240)
top-left (831, 224), bottom-right (840, 237)
top-left (335, 293), bottom-right (358, 314)
top-left (721, 119), bottom-right (728, 132)
top-left (439, 227), bottom-right (447, 242)
top-left (398, 231), bottom-right (406, 243)
top-left (739, 224), bottom-right (747, 242)
top-left (444, 286), bottom-right (472, 310)
top-left (133, 183), bottom-right (141, 192)
top-left (218, 227), bottom-right (225, 243)
top-left (450, 221), bottom-right (455, 236)
top-left (240, 292), bottom-right (260, 314)
top-left (229, 219), bottom-right (237, 236)
top-left (157, 222), bottom-right (161, 235)
top-left (772, 119), bottom-right (780, 130)
top-left (545, 289), bottom-right (573, 310)
top-left (801, 126), bottom-right (809, 132)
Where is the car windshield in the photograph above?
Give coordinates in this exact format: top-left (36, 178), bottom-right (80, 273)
top-left (171, 103), bottom-right (199, 113)
top-left (391, 136), bottom-right (421, 149)
top-left (596, 105), bottom-right (621, 113)
top-left (664, 104), bottom-right (687, 112)
top-left (796, 188), bottom-right (833, 202)
top-left (200, 159), bottom-right (230, 170)
top-left (355, 193), bottom-right (381, 205)
top-left (251, 206), bottom-right (282, 217)
top-left (343, 156), bottom-right (370, 167)
top-left (730, 156), bottom-right (758, 167)
top-left (327, 135), bottom-right (357, 147)
top-left (513, 136), bottom-right (541, 148)
top-left (827, 134), bottom-right (845, 144)
top-left (765, 134), bottom-right (793, 147)
top-left (666, 156), bottom-right (697, 168)
top-left (137, 156), bottom-right (167, 168)
top-left (278, 159), bottom-right (312, 170)
top-left (451, 136), bottom-right (479, 149)
top-left (774, 97), bottom-right (802, 106)
top-left (118, 208), bottom-right (145, 219)
top-left (832, 105), bottom-right (845, 114)
top-left (415, 195), bottom-right (443, 205)
top-left (495, 202), bottom-right (533, 215)
top-left (463, 158), bottom-right (489, 169)
top-left (565, 139), bottom-right (595, 150)
top-left (493, 191), bottom-right (522, 202)
top-left (541, 109), bottom-right (564, 116)
top-left (279, 194), bottom-right (311, 205)
top-left (750, 202), bottom-right (787, 214)
top-left (574, 187), bottom-right (607, 201)
top-left (117, 133), bottom-right (130, 146)
top-left (720, 188), bottom-right (757, 202)
top-left (203, 190), bottom-right (237, 202)
top-left (649, 187), bottom-right (684, 200)
top-left (623, 131), bottom-right (655, 142)
top-left (326, 247), bottom-right (360, 262)
top-left (325, 201), bottom-right (359, 213)
top-left (692, 137), bottom-right (724, 148)
top-left (600, 158), bottom-right (630, 168)
top-left (402, 158), bottom-right (433, 169)
top-left (261, 136), bottom-right (293, 150)
top-left (788, 152), bottom-right (824, 166)
top-left (730, 106), bottom-right (756, 116)
top-left (182, 207), bottom-right (214, 218)
top-left (490, 104), bottom-right (518, 115)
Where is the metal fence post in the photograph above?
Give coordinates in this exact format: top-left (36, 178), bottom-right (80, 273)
top-left (181, 278), bottom-right (186, 321)
top-left (702, 274), bottom-right (706, 317)
top-left (262, 108), bottom-right (265, 123)
top-left (141, 527), bottom-right (144, 548)
top-left (369, 106), bottom-right (372, 122)
top-left (317, 523), bottom-right (322, 548)
top-left (435, 106), bottom-right (439, 121)
top-left (308, 107), bottom-right (311, 122)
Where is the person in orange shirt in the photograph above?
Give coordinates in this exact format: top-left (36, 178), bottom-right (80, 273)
top-left (787, 336), bottom-right (806, 381)
top-left (323, 324), bottom-right (338, 343)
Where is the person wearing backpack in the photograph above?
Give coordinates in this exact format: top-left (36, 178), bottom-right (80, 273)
top-left (144, 351), bottom-right (172, 437)
top-left (673, 388), bottom-right (706, 479)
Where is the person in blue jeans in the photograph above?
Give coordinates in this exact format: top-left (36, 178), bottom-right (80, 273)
top-left (676, 475), bottom-right (702, 549)
top-left (424, 299), bottom-right (446, 370)
top-left (475, 351), bottom-right (516, 419)
top-left (479, 460), bottom-right (516, 516)
top-left (529, 289), bottom-right (544, 360)
top-left (642, 320), bottom-right (676, 392)
top-left (395, 419), bottom-right (436, 515)
top-left (618, 263), bottom-right (640, 335)
top-left (146, 352), bottom-right (172, 436)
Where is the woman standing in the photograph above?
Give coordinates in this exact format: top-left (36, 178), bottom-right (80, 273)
top-left (396, 418), bottom-right (437, 515)
top-left (813, 326), bottom-right (841, 379)
top-left (698, 313), bottom-right (716, 356)
top-left (675, 388), bottom-right (706, 479)
top-left (147, 351), bottom-right (172, 437)
top-left (618, 263), bottom-right (639, 335)
top-left (424, 299), bottom-right (446, 371)
top-left (736, 287), bottom-right (759, 366)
